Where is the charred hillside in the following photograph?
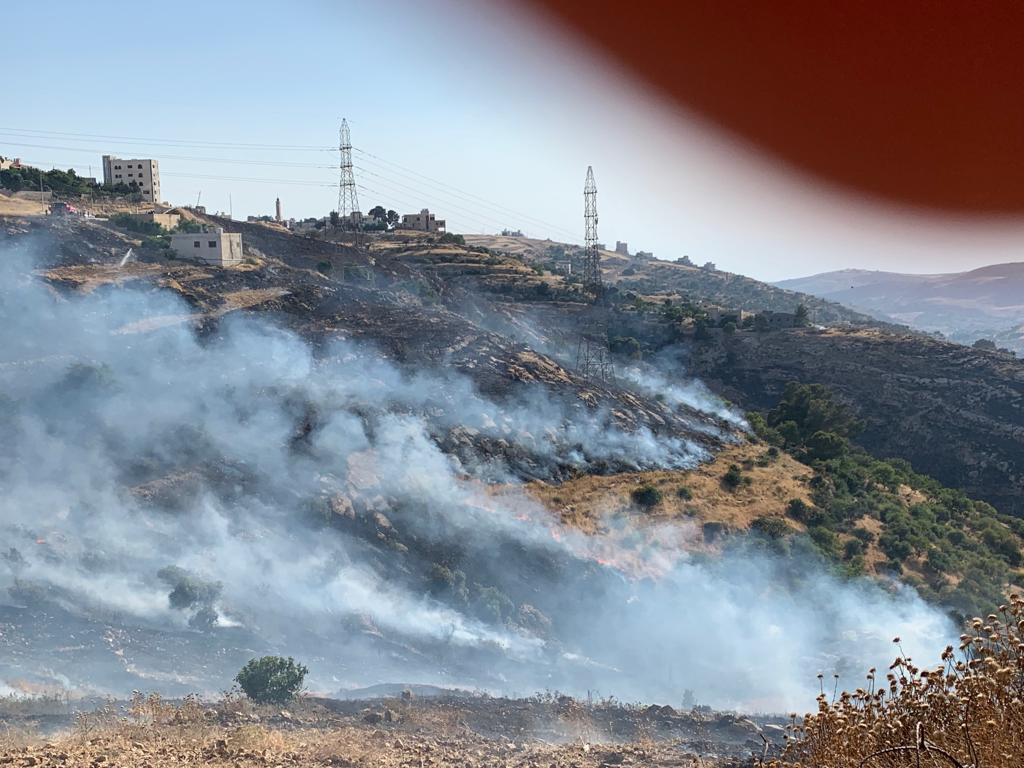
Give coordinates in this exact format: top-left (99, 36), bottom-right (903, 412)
top-left (1, 211), bottom-right (1017, 710)
top-left (690, 327), bottom-right (1024, 516)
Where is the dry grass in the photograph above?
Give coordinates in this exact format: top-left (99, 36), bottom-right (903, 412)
top-left (0, 696), bottom-right (715, 767)
top-left (0, 194), bottom-right (48, 217)
top-left (775, 593), bottom-right (1024, 767)
top-left (527, 443), bottom-right (813, 539)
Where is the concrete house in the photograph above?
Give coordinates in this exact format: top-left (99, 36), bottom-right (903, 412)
top-left (170, 227), bottom-right (243, 267)
top-left (398, 208), bottom-right (446, 233)
top-left (102, 155), bottom-right (161, 202)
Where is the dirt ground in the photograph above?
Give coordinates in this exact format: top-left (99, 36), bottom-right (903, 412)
top-left (0, 694), bottom-right (781, 767)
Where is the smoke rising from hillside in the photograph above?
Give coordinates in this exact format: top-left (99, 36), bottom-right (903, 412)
top-left (0, 240), bottom-right (953, 711)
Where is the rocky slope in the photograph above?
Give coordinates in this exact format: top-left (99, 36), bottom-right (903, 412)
top-left (689, 327), bottom-right (1024, 516)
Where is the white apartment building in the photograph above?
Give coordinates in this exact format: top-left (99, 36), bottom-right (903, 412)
top-left (169, 227), bottom-right (243, 267)
top-left (102, 155), bottom-right (161, 202)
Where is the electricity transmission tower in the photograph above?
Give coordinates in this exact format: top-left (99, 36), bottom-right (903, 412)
top-left (337, 119), bottom-right (359, 222)
top-left (575, 165), bottom-right (611, 380)
top-left (582, 166), bottom-right (600, 289)
top-left (576, 329), bottom-right (612, 381)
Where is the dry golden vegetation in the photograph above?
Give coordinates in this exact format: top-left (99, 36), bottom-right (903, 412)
top-left (0, 691), bottom-right (737, 767)
top-left (776, 594), bottom-right (1024, 768)
top-left (527, 443), bottom-right (812, 539)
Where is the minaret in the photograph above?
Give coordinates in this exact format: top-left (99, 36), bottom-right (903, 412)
top-left (275, 197), bottom-right (282, 222)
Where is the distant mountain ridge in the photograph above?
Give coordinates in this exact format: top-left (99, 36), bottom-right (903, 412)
top-left (775, 263), bottom-right (1024, 352)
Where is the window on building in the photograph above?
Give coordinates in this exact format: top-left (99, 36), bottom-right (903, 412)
top-left (208, 241), bottom-right (217, 247)
top-left (138, 164), bottom-right (143, 169)
top-left (193, 241), bottom-right (201, 248)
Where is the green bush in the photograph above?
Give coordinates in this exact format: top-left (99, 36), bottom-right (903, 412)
top-left (751, 381), bottom-right (1024, 617)
top-left (675, 485), bottom-right (693, 501)
top-left (842, 538), bottom-right (865, 559)
top-left (631, 484), bottom-right (663, 509)
top-left (766, 383), bottom-right (861, 449)
top-left (609, 336), bottom-right (642, 359)
top-left (471, 584), bottom-right (514, 624)
top-left (235, 656), bottom-right (308, 704)
top-left (751, 515), bottom-right (792, 540)
top-left (721, 464), bottom-right (746, 491)
top-left (111, 213), bottom-right (165, 236)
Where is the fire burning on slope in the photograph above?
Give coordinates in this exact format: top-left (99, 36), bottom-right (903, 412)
top-left (0, 241), bottom-right (954, 711)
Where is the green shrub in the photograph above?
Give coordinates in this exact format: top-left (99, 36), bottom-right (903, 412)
top-left (609, 336), bottom-right (642, 359)
top-left (631, 484), bottom-right (663, 509)
top-left (675, 485), bottom-right (693, 500)
top-left (428, 563), bottom-right (468, 603)
top-left (471, 584), bottom-right (514, 624)
top-left (842, 538), bottom-right (865, 559)
top-left (805, 430), bottom-right (848, 461)
top-left (235, 656), bottom-right (308, 704)
top-left (751, 516), bottom-right (792, 540)
top-left (721, 464), bottom-right (746, 491)
top-left (111, 213), bottom-right (165, 236)
top-left (808, 525), bottom-right (838, 556)
top-left (752, 382), bottom-right (1024, 617)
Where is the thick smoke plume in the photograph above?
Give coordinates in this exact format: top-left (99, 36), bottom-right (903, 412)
top-left (0, 239), bottom-right (953, 711)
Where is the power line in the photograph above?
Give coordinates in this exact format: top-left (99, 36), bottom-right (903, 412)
top-left (0, 139), bottom-right (339, 168)
top-left (355, 183), bottom-right (492, 234)
top-left (8, 130), bottom-right (585, 244)
top-left (353, 146), bottom-right (581, 242)
top-left (6, 138), bottom-right (561, 236)
top-left (162, 171), bottom-right (333, 186)
top-left (355, 180), bottom-right (496, 234)
top-left (353, 165), bottom-right (523, 234)
top-left (0, 127), bottom-right (334, 151)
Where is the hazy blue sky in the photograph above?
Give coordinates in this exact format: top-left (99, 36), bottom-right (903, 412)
top-left (5, 0), bottom-right (1024, 280)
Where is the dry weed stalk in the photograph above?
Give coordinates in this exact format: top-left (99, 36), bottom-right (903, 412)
top-left (775, 594), bottom-right (1024, 767)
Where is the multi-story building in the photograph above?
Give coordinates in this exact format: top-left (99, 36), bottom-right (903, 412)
top-left (398, 208), bottom-right (446, 233)
top-left (102, 155), bottom-right (161, 202)
top-left (169, 227), bottom-right (243, 267)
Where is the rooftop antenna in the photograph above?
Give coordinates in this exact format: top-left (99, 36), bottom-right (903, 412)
top-left (337, 119), bottom-right (359, 222)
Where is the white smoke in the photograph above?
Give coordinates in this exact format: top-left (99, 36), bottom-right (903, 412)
top-left (0, 238), bottom-right (954, 711)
